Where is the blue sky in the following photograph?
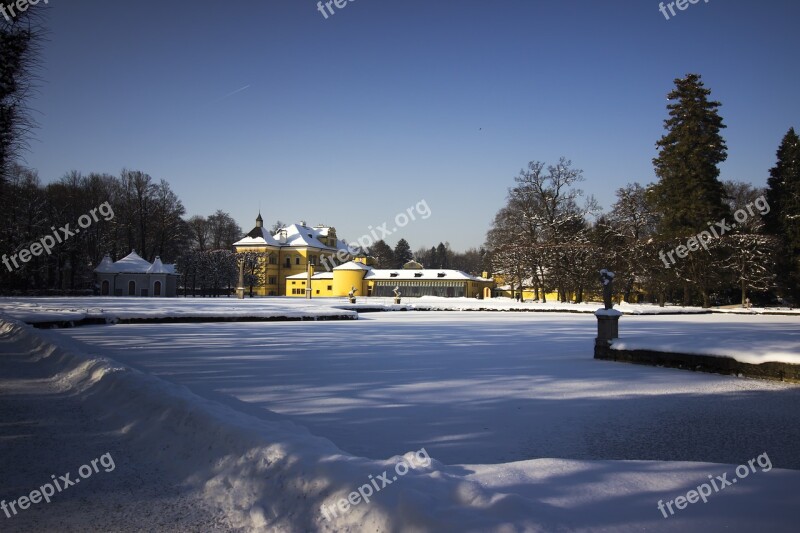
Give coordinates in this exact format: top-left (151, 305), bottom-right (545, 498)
top-left (25, 0), bottom-right (800, 251)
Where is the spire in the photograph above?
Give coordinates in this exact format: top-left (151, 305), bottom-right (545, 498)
top-left (256, 211), bottom-right (263, 228)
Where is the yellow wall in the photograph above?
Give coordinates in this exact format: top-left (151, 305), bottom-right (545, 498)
top-left (333, 269), bottom-right (368, 298)
top-left (235, 246), bottom-right (343, 297)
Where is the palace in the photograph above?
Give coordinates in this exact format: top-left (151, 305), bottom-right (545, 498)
top-left (232, 214), bottom-right (351, 296)
top-left (234, 214), bottom-right (494, 299)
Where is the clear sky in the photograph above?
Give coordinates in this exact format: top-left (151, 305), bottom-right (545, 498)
top-left (24, 0), bottom-right (800, 251)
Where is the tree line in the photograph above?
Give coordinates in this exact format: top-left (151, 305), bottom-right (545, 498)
top-left (486, 74), bottom-right (799, 307)
top-left (0, 167), bottom-right (249, 295)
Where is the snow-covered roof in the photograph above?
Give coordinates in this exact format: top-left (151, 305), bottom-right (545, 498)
top-left (333, 261), bottom-right (372, 271)
top-left (281, 224), bottom-right (334, 249)
top-left (234, 226), bottom-right (283, 247)
top-left (234, 221), bottom-right (351, 253)
top-left (147, 256), bottom-right (176, 275)
top-left (94, 254), bottom-right (116, 273)
top-left (94, 251), bottom-right (177, 275)
top-left (286, 272), bottom-right (335, 280)
top-left (328, 261), bottom-right (489, 281)
top-left (365, 269), bottom-right (490, 282)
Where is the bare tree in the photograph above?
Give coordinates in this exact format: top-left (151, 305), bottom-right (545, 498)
top-left (187, 215), bottom-right (209, 251)
top-left (207, 210), bottom-right (242, 250)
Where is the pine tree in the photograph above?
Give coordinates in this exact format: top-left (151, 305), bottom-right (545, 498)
top-left (436, 242), bottom-right (449, 268)
top-left (370, 239), bottom-right (394, 268)
top-left (651, 74), bottom-right (729, 235)
top-left (393, 238), bottom-right (413, 268)
top-left (764, 127), bottom-right (800, 301)
top-left (650, 74), bottom-right (730, 307)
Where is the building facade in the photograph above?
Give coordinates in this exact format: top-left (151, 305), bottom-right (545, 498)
top-left (94, 251), bottom-right (179, 297)
top-left (286, 258), bottom-right (494, 299)
top-left (233, 214), bottom-right (352, 296)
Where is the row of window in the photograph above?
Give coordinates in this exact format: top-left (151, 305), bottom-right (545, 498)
top-left (100, 280), bottom-right (162, 296)
top-left (292, 288), bottom-right (326, 295)
top-left (249, 253), bottom-right (327, 268)
top-left (373, 281), bottom-right (466, 298)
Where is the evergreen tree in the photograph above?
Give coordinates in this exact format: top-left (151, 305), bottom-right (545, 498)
top-left (370, 239), bottom-right (395, 268)
top-left (393, 238), bottom-right (413, 268)
top-left (764, 127), bottom-right (800, 301)
top-left (651, 74), bottom-right (729, 234)
top-left (649, 74), bottom-right (730, 306)
top-left (435, 242), bottom-right (449, 268)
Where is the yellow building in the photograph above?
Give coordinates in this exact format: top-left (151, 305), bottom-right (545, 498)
top-left (493, 275), bottom-right (559, 301)
top-left (286, 258), bottom-right (495, 299)
top-left (233, 214), bottom-right (352, 296)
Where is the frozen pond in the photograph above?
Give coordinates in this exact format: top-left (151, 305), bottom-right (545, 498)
top-left (51, 312), bottom-right (800, 468)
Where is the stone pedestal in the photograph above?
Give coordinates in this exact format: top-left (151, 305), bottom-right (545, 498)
top-left (594, 309), bottom-right (622, 358)
top-left (394, 297), bottom-right (401, 305)
top-left (236, 287), bottom-right (245, 299)
top-left (349, 297), bottom-right (356, 304)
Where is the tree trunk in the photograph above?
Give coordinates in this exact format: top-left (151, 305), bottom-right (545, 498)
top-left (741, 278), bottom-right (747, 306)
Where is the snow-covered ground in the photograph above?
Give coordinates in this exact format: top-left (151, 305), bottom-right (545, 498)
top-left (2, 306), bottom-right (800, 531)
top-left (48, 312), bottom-right (800, 465)
top-left (1, 296), bottom-right (796, 325)
top-left (0, 296), bottom-right (358, 323)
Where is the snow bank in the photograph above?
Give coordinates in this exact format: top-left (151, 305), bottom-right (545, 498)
top-left (0, 316), bottom-right (551, 531)
top-left (0, 297), bottom-right (357, 324)
top-left (611, 339), bottom-right (800, 366)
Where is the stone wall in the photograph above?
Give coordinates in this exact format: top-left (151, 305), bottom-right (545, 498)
top-left (594, 344), bottom-right (800, 384)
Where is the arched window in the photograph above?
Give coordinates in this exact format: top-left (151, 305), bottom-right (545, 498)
top-left (128, 280), bottom-right (136, 296)
top-left (101, 280), bottom-right (110, 296)
top-left (153, 280), bottom-right (162, 297)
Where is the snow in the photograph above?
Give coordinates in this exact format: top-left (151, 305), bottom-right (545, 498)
top-left (93, 250), bottom-right (173, 274)
top-left (333, 261), bottom-right (372, 271)
top-left (364, 268), bottom-right (489, 281)
top-left (146, 256), bottom-right (175, 274)
top-left (610, 316), bottom-right (800, 365)
top-left (595, 308), bottom-right (623, 317)
top-left (2, 309), bottom-right (800, 530)
top-left (47, 311), bottom-right (800, 465)
top-left (0, 297), bottom-right (358, 323)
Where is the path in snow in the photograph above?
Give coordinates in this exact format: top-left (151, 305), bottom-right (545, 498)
top-left (50, 312), bottom-right (800, 468)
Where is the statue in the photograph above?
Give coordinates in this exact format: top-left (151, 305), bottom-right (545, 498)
top-left (348, 286), bottom-right (357, 303)
top-left (599, 269), bottom-right (615, 310)
top-left (393, 285), bottom-right (401, 304)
